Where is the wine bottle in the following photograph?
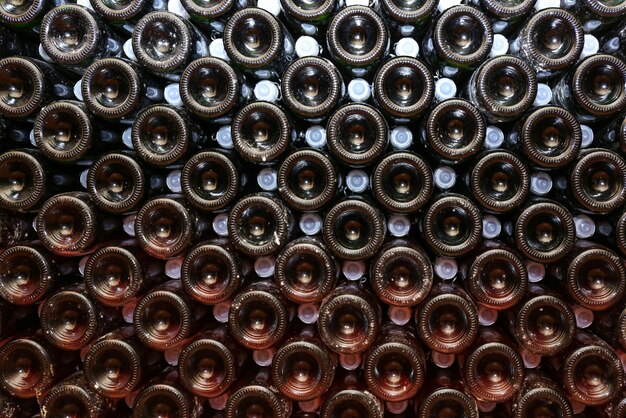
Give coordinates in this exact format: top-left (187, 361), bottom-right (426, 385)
top-left (0, 149), bottom-right (47, 212)
top-left (0, 209), bottom-right (37, 247)
top-left (0, 245), bottom-right (55, 305)
top-left (132, 368), bottom-right (203, 418)
top-left (225, 367), bottom-right (292, 418)
top-left (416, 367), bottom-right (479, 418)
top-left (319, 370), bottom-right (384, 418)
top-left (593, 301), bottom-right (626, 352)
top-left (180, 0), bottom-right (237, 35)
top-left (90, 0), bottom-right (163, 31)
top-left (40, 372), bottom-right (113, 418)
top-left (0, 0), bottom-right (49, 29)
top-left (469, 0), bottom-right (535, 34)
top-left (561, 0), bottom-right (626, 33)
top-left (380, 0), bottom-right (436, 38)
top-left (280, 0), bottom-right (335, 36)
top-left (511, 371), bottom-right (573, 418)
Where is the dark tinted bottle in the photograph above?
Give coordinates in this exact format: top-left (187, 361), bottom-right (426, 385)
top-left (512, 371), bottom-right (573, 418)
top-left (320, 370), bottom-right (384, 418)
top-left (225, 367), bottom-right (292, 418)
top-left (0, 25), bottom-right (38, 58)
top-left (0, 209), bottom-right (37, 247)
top-left (41, 372), bottom-right (112, 418)
top-left (0, 150), bottom-right (48, 212)
top-left (90, 0), bottom-right (164, 31)
top-left (380, 0), bottom-right (436, 38)
top-left (416, 367), bottom-right (479, 418)
top-left (180, 0), bottom-right (236, 34)
top-left (469, 0), bottom-right (535, 33)
top-left (132, 368), bottom-right (203, 418)
top-left (0, 0), bottom-right (49, 29)
top-left (562, 0), bottom-right (626, 33)
top-left (280, 0), bottom-right (335, 36)
top-left (0, 245), bottom-right (55, 306)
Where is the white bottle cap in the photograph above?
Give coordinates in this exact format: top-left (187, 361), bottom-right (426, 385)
top-left (299, 398), bottom-right (322, 413)
top-left (386, 401), bottom-right (409, 415)
top-left (534, 0), bottom-right (559, 10)
top-left (123, 38), bottom-right (138, 62)
top-left (522, 349), bottom-right (542, 368)
top-left (482, 215), bottom-right (501, 239)
top-left (305, 125), bottom-right (327, 148)
top-left (435, 257), bottom-right (458, 280)
top-left (343, 260), bottom-right (366, 281)
top-left (295, 36), bottom-right (320, 58)
top-left (530, 172), bottom-right (552, 195)
top-left (489, 34), bottom-right (509, 57)
top-left (345, 0), bottom-right (370, 5)
top-left (580, 34), bottom-right (599, 60)
top-left (603, 36), bottom-right (620, 54)
top-left (580, 124), bottom-right (594, 148)
top-left (122, 127), bottom-right (133, 149)
top-left (435, 78), bottom-right (457, 101)
top-left (257, 168), bottom-right (277, 191)
top-left (216, 125), bottom-right (234, 149)
top-left (526, 261), bottom-right (545, 283)
top-left (209, 39), bottom-right (229, 61)
top-left (478, 305), bottom-right (498, 326)
top-left (79, 169), bottom-right (89, 189)
top-left (574, 215), bottom-right (596, 239)
top-left (254, 256), bottom-right (275, 278)
top-left (253, 348), bottom-right (275, 366)
top-left (212, 212), bottom-right (229, 236)
top-left (78, 255), bottom-right (89, 276)
top-left (390, 126), bottom-right (413, 150)
top-left (164, 347), bottom-right (180, 366)
top-left (533, 83), bottom-right (552, 106)
top-left (395, 37), bottom-right (420, 58)
top-left (164, 83), bottom-right (183, 107)
top-left (299, 212), bottom-right (323, 236)
top-left (298, 303), bottom-right (319, 324)
top-left (434, 166), bottom-right (456, 189)
top-left (346, 169), bottom-right (369, 193)
top-left (73, 80), bottom-right (83, 101)
top-left (38, 43), bottom-right (54, 62)
top-left (573, 305), bottom-right (594, 328)
top-left (163, 257), bottom-right (182, 279)
top-left (29, 129), bottom-right (36, 146)
top-left (438, 0), bottom-right (462, 12)
top-left (388, 306), bottom-right (412, 326)
top-left (388, 215), bottom-right (411, 237)
top-left (209, 394), bottom-right (229, 411)
top-left (254, 80), bottom-right (280, 102)
top-left (484, 125), bottom-right (504, 149)
top-left (213, 301), bottom-right (231, 323)
top-left (257, 0), bottom-right (281, 15)
top-left (123, 214), bottom-right (136, 236)
top-left (492, 20), bottom-right (508, 33)
top-left (166, 170), bottom-right (182, 193)
top-left (431, 351), bottom-right (455, 368)
top-left (167, 0), bottom-right (190, 18)
top-left (348, 78), bottom-right (371, 102)
top-left (339, 353), bottom-right (362, 370)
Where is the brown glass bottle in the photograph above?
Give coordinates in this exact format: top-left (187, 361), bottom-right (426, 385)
top-left (133, 280), bottom-right (204, 351)
top-left (422, 193), bottom-right (483, 257)
top-left (320, 370), bottom-right (384, 418)
top-left (553, 54), bottom-right (626, 123)
top-left (380, 0), bottom-right (436, 38)
top-left (326, 6), bottom-right (389, 78)
top-left (0, 56), bottom-right (74, 120)
top-left (506, 283), bottom-right (576, 357)
top-left (83, 326), bottom-right (161, 399)
top-left (514, 105), bottom-right (582, 169)
top-left (422, 98), bottom-right (486, 164)
top-left (370, 239), bottom-right (433, 307)
top-left (40, 5), bottom-right (123, 72)
top-left (510, 9), bottom-right (584, 79)
top-left (322, 197), bottom-right (386, 260)
top-left (228, 280), bottom-right (290, 350)
top-left (416, 281), bottom-right (479, 354)
top-left (0, 332), bottom-right (78, 399)
top-left (0, 25), bottom-right (38, 65)
top-left (416, 367), bottom-right (479, 418)
top-left (225, 367), bottom-right (292, 418)
top-left (0, 150), bottom-right (47, 212)
top-left (178, 323), bottom-right (245, 399)
top-left (466, 55), bottom-right (537, 123)
top-left (228, 193), bottom-right (293, 257)
top-left (465, 241), bottom-right (528, 312)
top-left (133, 368), bottom-right (203, 418)
top-left (277, 148), bottom-right (338, 212)
top-left (512, 371), bottom-right (573, 418)
top-left (458, 326), bottom-right (524, 403)
top-left (82, 58), bottom-right (163, 121)
top-left (41, 372), bottom-right (112, 418)
top-left (180, 57), bottom-right (247, 122)
top-left (514, 198), bottom-right (575, 263)
top-left (317, 282), bottom-right (381, 355)
top-left (371, 151), bottom-right (433, 214)
top-left (135, 197), bottom-right (207, 259)
top-left (0, 245), bottom-right (55, 306)
top-left (181, 239), bottom-right (243, 305)
top-left (132, 11), bottom-right (209, 81)
top-left (223, 8), bottom-right (295, 80)
top-left (470, 151), bottom-right (530, 213)
top-left (232, 102), bottom-right (292, 165)
top-left (0, 209), bottom-right (37, 247)
top-left (271, 324), bottom-right (337, 402)
top-left (550, 331), bottom-right (624, 406)
top-left (181, 150), bottom-right (240, 212)
top-left (593, 301), bottom-right (626, 352)
top-left (372, 57), bottom-right (434, 122)
top-left (84, 246), bottom-right (162, 308)
top-left (281, 57), bottom-right (344, 122)
top-left (0, 0), bottom-right (49, 28)
top-left (326, 103), bottom-right (388, 168)
top-left (363, 323), bottom-right (425, 402)
top-left (275, 236), bottom-right (338, 304)
top-left (40, 283), bottom-right (119, 351)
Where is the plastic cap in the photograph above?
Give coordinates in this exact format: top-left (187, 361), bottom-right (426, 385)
top-left (603, 36), bottom-right (620, 54)
top-left (79, 169), bottom-right (89, 188)
top-left (73, 80), bottom-right (83, 101)
top-left (253, 349), bottom-right (275, 366)
top-left (477, 401), bottom-right (497, 413)
top-left (346, 169), bottom-right (369, 193)
top-left (167, 0), bottom-right (190, 18)
top-left (165, 257), bottom-right (183, 279)
top-left (298, 303), bottom-right (319, 324)
top-left (212, 213), bottom-right (229, 236)
top-left (489, 34), bottom-right (509, 57)
top-left (299, 212), bottom-right (322, 235)
top-left (438, 0), bottom-right (462, 11)
top-left (209, 39), bottom-right (229, 61)
top-left (574, 215), bottom-right (596, 239)
top-left (345, 0), bottom-right (370, 4)
top-left (38, 44), bottom-right (53, 63)
top-left (164, 83), bottom-right (183, 107)
top-left (530, 172), bottom-right (552, 195)
top-left (213, 302), bottom-right (230, 323)
top-left (580, 124), bottom-right (594, 148)
top-left (534, 0), bottom-right (559, 9)
top-left (123, 214), bottom-right (136, 236)
top-left (395, 38), bottom-right (419, 58)
top-left (573, 305), bottom-right (594, 328)
top-left (522, 350), bottom-right (542, 368)
top-left (388, 215), bottom-right (411, 237)
top-left (482, 215), bottom-right (501, 239)
top-left (583, 20), bottom-right (602, 33)
top-left (254, 256), bottom-right (276, 278)
top-left (166, 170), bottom-right (182, 193)
top-left (533, 83), bottom-right (552, 106)
top-left (435, 78), bottom-right (457, 101)
top-left (386, 401), bottom-right (409, 415)
top-left (435, 257), bottom-right (458, 280)
top-left (581, 34), bottom-right (599, 60)
top-left (257, 168), bottom-right (278, 191)
top-left (257, 0), bottom-right (281, 15)
top-left (295, 36), bottom-right (320, 58)
top-left (478, 306), bottom-right (498, 326)
top-left (484, 125), bottom-right (504, 149)
top-left (122, 127), bottom-right (133, 149)
top-left (390, 127), bottom-right (413, 150)
top-left (216, 125), bottom-right (234, 149)
top-left (343, 260), bottom-right (366, 281)
top-left (526, 261), bottom-right (545, 282)
top-left (389, 306), bottom-right (412, 326)
top-left (254, 80), bottom-right (280, 102)
top-left (434, 166), bottom-right (456, 189)
top-left (123, 39), bottom-right (138, 62)
top-left (305, 125), bottom-right (327, 148)
top-left (348, 78), bottom-right (371, 102)
top-left (78, 255), bottom-right (88, 276)
top-left (299, 398), bottom-right (322, 413)
top-left (431, 351), bottom-right (455, 368)
top-left (339, 353), bottom-right (362, 370)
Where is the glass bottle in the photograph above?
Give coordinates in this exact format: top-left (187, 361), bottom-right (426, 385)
top-left (0, 149), bottom-right (47, 212)
top-left (224, 367), bottom-right (292, 418)
top-left (0, 0), bottom-right (49, 29)
top-left (280, 0), bottom-right (336, 36)
top-left (415, 367), bottom-right (479, 418)
top-left (562, 0), bottom-right (626, 33)
top-left (511, 371), bottom-right (573, 418)
top-left (319, 370), bottom-right (384, 418)
top-left (0, 245), bottom-right (55, 306)
top-left (469, 0), bottom-right (536, 34)
top-left (180, 0), bottom-right (237, 35)
top-left (132, 368), bottom-right (204, 418)
top-left (90, 0), bottom-right (164, 32)
top-left (40, 372), bottom-right (112, 418)
top-left (380, 0), bottom-right (436, 38)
